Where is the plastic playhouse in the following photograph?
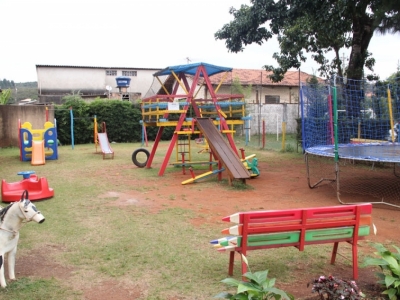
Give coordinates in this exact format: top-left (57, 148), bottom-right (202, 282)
top-left (1, 171), bottom-right (54, 202)
top-left (19, 120), bottom-right (58, 165)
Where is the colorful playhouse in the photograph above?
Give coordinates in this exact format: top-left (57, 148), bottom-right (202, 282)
top-left (19, 120), bottom-right (58, 165)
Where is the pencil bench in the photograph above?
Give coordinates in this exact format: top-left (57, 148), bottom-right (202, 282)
top-left (212, 204), bottom-right (372, 279)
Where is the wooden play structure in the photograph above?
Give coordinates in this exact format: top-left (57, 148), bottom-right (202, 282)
top-left (138, 62), bottom-right (255, 184)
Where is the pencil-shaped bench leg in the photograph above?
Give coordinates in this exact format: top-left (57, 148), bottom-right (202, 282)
top-left (229, 251), bottom-right (235, 276)
top-left (352, 242), bottom-right (358, 280)
top-left (240, 252), bottom-right (248, 277)
top-left (331, 242), bottom-right (339, 264)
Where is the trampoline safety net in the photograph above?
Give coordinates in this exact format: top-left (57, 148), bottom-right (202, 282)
top-left (301, 76), bottom-right (400, 208)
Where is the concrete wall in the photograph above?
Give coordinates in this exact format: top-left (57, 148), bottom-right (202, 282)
top-left (0, 105), bottom-right (55, 147)
top-left (246, 103), bottom-right (300, 135)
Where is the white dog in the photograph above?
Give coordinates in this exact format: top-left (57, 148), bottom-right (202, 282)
top-left (0, 190), bottom-right (45, 288)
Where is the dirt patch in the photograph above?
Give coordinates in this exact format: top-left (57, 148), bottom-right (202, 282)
top-left (13, 158), bottom-right (400, 299)
top-left (83, 280), bottom-right (142, 300)
top-left (16, 244), bottom-right (73, 280)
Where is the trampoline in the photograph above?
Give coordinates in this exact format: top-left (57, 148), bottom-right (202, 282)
top-left (301, 76), bottom-right (400, 209)
top-left (306, 143), bottom-right (400, 163)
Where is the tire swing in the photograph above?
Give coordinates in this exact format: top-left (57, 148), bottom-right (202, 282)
top-left (132, 148), bottom-right (150, 168)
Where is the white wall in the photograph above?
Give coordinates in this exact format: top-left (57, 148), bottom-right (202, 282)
top-left (36, 66), bottom-right (159, 97)
top-left (246, 103), bottom-right (300, 135)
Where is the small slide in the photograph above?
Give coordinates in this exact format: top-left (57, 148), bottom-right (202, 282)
top-left (97, 132), bottom-right (114, 159)
top-left (31, 140), bottom-right (45, 166)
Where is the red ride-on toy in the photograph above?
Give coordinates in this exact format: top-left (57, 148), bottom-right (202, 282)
top-left (1, 171), bottom-right (54, 202)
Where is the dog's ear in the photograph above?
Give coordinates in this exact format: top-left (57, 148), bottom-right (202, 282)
top-left (0, 255), bottom-right (3, 269)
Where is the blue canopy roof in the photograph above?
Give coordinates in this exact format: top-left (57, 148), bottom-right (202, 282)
top-left (153, 62), bottom-right (232, 77)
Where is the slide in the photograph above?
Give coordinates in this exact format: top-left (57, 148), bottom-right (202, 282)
top-left (195, 118), bottom-right (250, 182)
top-left (31, 140), bottom-right (45, 166)
top-left (97, 132), bottom-right (114, 159)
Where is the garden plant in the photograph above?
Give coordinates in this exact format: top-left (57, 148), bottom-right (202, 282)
top-left (215, 255), bottom-right (294, 300)
top-left (364, 243), bottom-right (400, 300)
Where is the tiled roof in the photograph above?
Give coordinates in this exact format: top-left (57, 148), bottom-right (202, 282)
top-left (209, 69), bottom-right (321, 86)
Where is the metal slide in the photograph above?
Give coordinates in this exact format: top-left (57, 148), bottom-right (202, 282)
top-left (97, 133), bottom-right (114, 159)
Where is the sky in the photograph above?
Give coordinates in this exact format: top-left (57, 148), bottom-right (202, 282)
top-left (1, 0), bottom-right (400, 83)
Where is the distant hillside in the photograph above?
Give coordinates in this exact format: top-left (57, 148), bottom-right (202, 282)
top-left (1, 79), bottom-right (38, 103)
top-left (16, 82), bottom-right (38, 88)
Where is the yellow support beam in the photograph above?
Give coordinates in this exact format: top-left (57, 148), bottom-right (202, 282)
top-left (171, 71), bottom-right (189, 94)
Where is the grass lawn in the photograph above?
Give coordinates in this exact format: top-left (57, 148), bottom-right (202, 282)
top-left (0, 136), bottom-right (385, 299)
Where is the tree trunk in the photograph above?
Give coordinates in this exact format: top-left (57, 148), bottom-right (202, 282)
top-left (345, 7), bottom-right (375, 118)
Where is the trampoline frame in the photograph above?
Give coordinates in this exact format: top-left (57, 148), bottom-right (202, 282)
top-left (305, 149), bottom-right (400, 209)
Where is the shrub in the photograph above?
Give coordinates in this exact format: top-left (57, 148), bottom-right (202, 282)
top-left (308, 275), bottom-right (364, 300)
top-left (364, 243), bottom-right (400, 300)
top-left (215, 255), bottom-right (294, 300)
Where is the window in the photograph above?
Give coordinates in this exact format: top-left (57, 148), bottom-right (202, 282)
top-left (106, 70), bottom-right (117, 76)
top-left (122, 70), bottom-right (137, 76)
top-left (265, 95), bottom-right (280, 104)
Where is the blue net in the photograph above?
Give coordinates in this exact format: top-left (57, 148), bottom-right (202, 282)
top-left (301, 76), bottom-right (400, 162)
top-left (301, 76), bottom-right (400, 207)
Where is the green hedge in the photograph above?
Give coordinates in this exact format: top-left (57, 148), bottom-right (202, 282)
top-left (55, 97), bottom-right (173, 145)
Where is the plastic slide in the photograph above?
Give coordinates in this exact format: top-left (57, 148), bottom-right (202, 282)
top-left (31, 140), bottom-right (45, 166)
top-left (97, 133), bottom-right (114, 159)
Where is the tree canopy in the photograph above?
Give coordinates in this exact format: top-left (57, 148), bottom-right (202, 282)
top-left (215, 0), bottom-right (400, 82)
top-left (1, 79), bottom-right (15, 89)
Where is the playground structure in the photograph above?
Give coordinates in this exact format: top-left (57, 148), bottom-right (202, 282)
top-left (138, 62), bottom-right (257, 184)
top-left (301, 76), bottom-right (400, 208)
top-left (95, 120), bottom-right (114, 159)
top-left (1, 171), bottom-right (54, 202)
top-left (19, 120), bottom-right (58, 165)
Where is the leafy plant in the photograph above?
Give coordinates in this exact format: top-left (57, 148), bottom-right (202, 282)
top-left (308, 275), bottom-right (364, 299)
top-left (215, 255), bottom-right (294, 300)
top-left (364, 243), bottom-right (400, 300)
top-left (0, 88), bottom-right (12, 104)
top-left (231, 76), bottom-right (252, 99)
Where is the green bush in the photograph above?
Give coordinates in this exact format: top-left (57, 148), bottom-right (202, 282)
top-left (54, 96), bottom-right (174, 145)
top-left (364, 243), bottom-right (400, 300)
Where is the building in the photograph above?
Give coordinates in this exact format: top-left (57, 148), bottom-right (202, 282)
top-left (36, 65), bottom-right (162, 104)
top-left (207, 68), bottom-right (318, 104)
top-left (35, 64), bottom-right (320, 134)
top-left (36, 64), bottom-right (319, 105)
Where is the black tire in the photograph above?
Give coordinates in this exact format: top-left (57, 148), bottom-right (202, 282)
top-left (132, 148), bottom-right (150, 168)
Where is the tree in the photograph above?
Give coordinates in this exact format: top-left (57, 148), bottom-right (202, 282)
top-left (231, 76), bottom-right (252, 98)
top-left (215, 0), bottom-right (400, 82)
